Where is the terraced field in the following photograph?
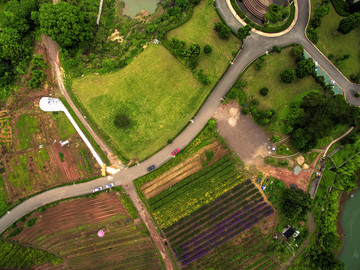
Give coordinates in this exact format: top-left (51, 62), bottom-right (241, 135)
top-left (6, 192), bottom-right (162, 270)
top-left (161, 180), bottom-right (275, 267)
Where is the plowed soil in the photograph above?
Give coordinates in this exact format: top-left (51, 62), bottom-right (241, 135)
top-left (142, 140), bottom-right (228, 199)
top-left (8, 192), bottom-right (162, 270)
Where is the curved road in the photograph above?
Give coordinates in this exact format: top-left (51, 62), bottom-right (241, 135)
top-left (1, 0), bottom-right (360, 267)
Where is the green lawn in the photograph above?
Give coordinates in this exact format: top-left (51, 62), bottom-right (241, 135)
top-left (240, 47), bottom-right (323, 134)
top-left (310, 0), bottom-right (360, 79)
top-left (167, 0), bottom-right (240, 87)
top-left (73, 44), bottom-right (206, 161)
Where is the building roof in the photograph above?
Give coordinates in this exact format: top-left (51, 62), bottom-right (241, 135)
top-left (283, 227), bottom-right (295, 238)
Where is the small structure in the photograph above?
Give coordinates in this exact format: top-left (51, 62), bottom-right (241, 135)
top-left (97, 229), bottom-right (105, 238)
top-left (261, 184), bottom-right (267, 190)
top-left (153, 39), bottom-right (160, 44)
top-left (281, 225), bottom-right (300, 239)
top-left (293, 165), bottom-right (302, 175)
top-left (59, 140), bottom-right (69, 147)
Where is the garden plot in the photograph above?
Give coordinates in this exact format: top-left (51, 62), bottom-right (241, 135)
top-left (0, 43), bottom-right (99, 214)
top-left (5, 192), bottom-right (162, 270)
top-left (149, 155), bottom-right (248, 229)
top-left (161, 180), bottom-right (276, 268)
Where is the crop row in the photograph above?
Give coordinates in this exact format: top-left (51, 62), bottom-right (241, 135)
top-left (149, 156), bottom-right (233, 209)
top-left (149, 155), bottom-right (231, 205)
top-left (170, 194), bottom-right (263, 248)
top-left (186, 231), bottom-right (269, 270)
top-left (166, 186), bottom-right (259, 240)
top-left (181, 207), bottom-right (273, 266)
top-left (164, 179), bottom-right (253, 234)
top-left (179, 203), bottom-right (269, 256)
top-left (150, 164), bottom-right (235, 212)
top-left (0, 240), bottom-right (62, 268)
top-left (153, 170), bottom-right (246, 228)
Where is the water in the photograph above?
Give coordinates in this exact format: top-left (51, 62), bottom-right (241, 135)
top-left (122, 0), bottom-right (159, 18)
top-left (339, 189), bottom-right (360, 269)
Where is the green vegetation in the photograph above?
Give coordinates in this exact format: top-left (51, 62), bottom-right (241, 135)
top-left (0, 0), bottom-right (38, 101)
top-left (28, 54), bottom-right (46, 89)
top-left (51, 111), bottom-right (76, 140)
top-left (73, 44), bottom-right (205, 161)
top-left (80, 149), bottom-right (91, 174)
top-left (15, 114), bottom-right (39, 150)
top-left (25, 217), bottom-right (37, 228)
top-left (309, 0), bottom-right (360, 79)
top-left (58, 152), bottom-right (64, 162)
top-left (226, 46), bottom-right (323, 135)
top-left (265, 4), bottom-right (289, 24)
top-left (230, 0), bottom-right (295, 33)
top-left (113, 186), bottom-right (139, 219)
top-left (331, 136), bottom-right (360, 167)
top-left (0, 239), bottom-right (62, 268)
top-left (0, 174), bottom-right (8, 217)
top-left (38, 2), bottom-right (95, 48)
top-left (167, 0), bottom-right (240, 86)
top-left (150, 155), bottom-right (246, 228)
top-left (7, 155), bottom-right (31, 190)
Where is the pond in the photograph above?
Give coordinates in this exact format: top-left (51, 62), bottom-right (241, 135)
top-left (339, 189), bottom-right (360, 269)
top-left (122, 0), bottom-right (159, 18)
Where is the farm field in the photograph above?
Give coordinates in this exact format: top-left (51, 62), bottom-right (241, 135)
top-left (167, 0), bottom-right (240, 86)
top-left (310, 0), bottom-right (360, 80)
top-left (162, 179), bottom-right (277, 268)
top-left (0, 239), bottom-right (63, 269)
top-left (239, 47), bottom-right (323, 135)
top-left (0, 44), bottom-right (100, 216)
top-left (4, 191), bottom-right (163, 270)
top-left (149, 154), bottom-right (247, 229)
top-left (72, 44), bottom-right (207, 161)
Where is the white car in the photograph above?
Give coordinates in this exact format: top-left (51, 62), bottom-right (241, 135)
top-left (93, 186), bottom-right (103, 192)
top-left (105, 182), bottom-right (115, 189)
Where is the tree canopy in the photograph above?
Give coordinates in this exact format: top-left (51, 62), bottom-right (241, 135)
top-left (279, 188), bottom-right (311, 221)
top-left (39, 2), bottom-right (96, 48)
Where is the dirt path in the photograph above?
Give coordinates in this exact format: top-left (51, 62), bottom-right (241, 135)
top-left (41, 34), bottom-right (121, 166)
top-left (280, 213), bottom-right (315, 270)
top-left (323, 127), bottom-right (354, 157)
top-left (122, 183), bottom-right (174, 270)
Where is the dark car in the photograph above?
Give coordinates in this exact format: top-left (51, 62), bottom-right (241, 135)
top-left (171, 148), bottom-right (180, 156)
top-left (147, 165), bottom-right (156, 171)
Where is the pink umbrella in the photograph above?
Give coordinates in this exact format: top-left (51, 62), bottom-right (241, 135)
top-left (97, 229), bottom-right (105, 238)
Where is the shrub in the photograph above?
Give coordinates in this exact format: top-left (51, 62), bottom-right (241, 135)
top-left (271, 135), bottom-right (279, 143)
top-left (307, 28), bottom-right (318, 44)
top-left (25, 217), bottom-right (37, 228)
top-left (241, 107), bottom-right (250, 115)
top-left (203, 44), bottom-right (212, 54)
top-left (237, 24), bottom-right (252, 40)
top-left (205, 150), bottom-right (214, 162)
top-left (296, 59), bottom-right (315, 78)
top-left (290, 44), bottom-right (304, 58)
top-left (58, 152), bottom-right (64, 162)
top-left (255, 56), bottom-right (265, 70)
top-left (272, 45), bottom-right (281, 53)
top-left (196, 69), bottom-right (212, 85)
top-left (214, 22), bottom-right (231, 39)
top-left (260, 87), bottom-right (269, 96)
top-left (280, 68), bottom-right (296, 83)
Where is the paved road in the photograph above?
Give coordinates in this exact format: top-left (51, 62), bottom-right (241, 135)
top-left (1, 0), bottom-right (360, 267)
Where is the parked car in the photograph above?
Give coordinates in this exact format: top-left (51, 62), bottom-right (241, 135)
top-left (147, 165), bottom-right (156, 172)
top-left (171, 148), bottom-right (180, 156)
top-left (93, 186), bottom-right (103, 192)
top-left (105, 182), bottom-right (115, 189)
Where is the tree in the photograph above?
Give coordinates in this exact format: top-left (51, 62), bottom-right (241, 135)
top-left (260, 87), bottom-right (269, 96)
top-left (203, 44), bottom-right (212, 54)
top-left (338, 12), bottom-right (360, 34)
top-left (214, 22), bottom-right (231, 39)
top-left (279, 188), bottom-right (311, 221)
top-left (296, 59), bottom-right (315, 78)
top-left (39, 2), bottom-right (96, 48)
top-left (291, 128), bottom-right (314, 152)
top-left (238, 25), bottom-right (252, 40)
top-left (280, 68), bottom-right (296, 83)
top-left (0, 28), bottom-right (23, 61)
top-left (290, 44), bottom-right (304, 58)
